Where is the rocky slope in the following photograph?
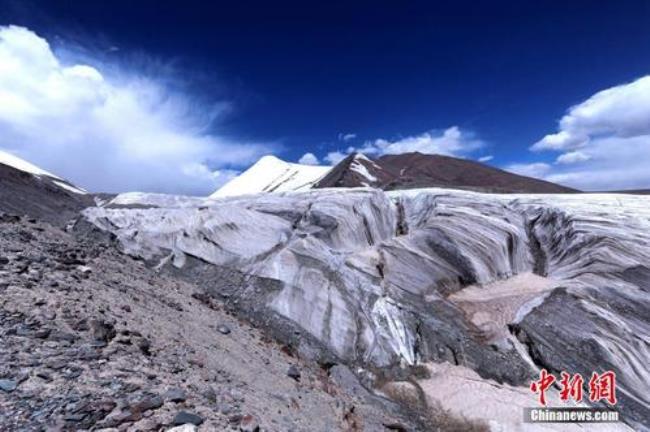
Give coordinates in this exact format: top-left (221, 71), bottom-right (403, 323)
top-left (0, 151), bottom-right (92, 226)
top-left (83, 187), bottom-right (650, 431)
top-left (0, 213), bottom-right (430, 432)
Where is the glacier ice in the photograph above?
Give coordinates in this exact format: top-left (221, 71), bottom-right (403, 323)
top-left (83, 187), bottom-right (650, 429)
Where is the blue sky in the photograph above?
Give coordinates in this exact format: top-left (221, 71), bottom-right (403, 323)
top-left (0, 0), bottom-right (649, 193)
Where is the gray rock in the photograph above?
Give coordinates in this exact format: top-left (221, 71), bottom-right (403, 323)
top-left (164, 387), bottom-right (187, 403)
top-left (130, 393), bottom-right (163, 412)
top-left (217, 324), bottom-right (231, 335)
top-left (136, 337), bottom-right (151, 356)
top-left (90, 319), bottom-right (116, 343)
top-left (0, 379), bottom-right (17, 392)
top-left (287, 365), bottom-right (301, 381)
top-left (173, 411), bottom-right (204, 426)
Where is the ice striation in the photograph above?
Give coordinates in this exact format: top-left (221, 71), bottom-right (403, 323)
top-left (83, 187), bottom-right (650, 430)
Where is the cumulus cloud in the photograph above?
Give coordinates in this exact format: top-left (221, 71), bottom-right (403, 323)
top-left (324, 126), bottom-right (483, 165)
top-left (338, 133), bottom-right (357, 142)
top-left (362, 127), bottom-right (482, 156)
top-left (555, 151), bottom-right (591, 165)
top-left (324, 151), bottom-right (347, 165)
top-left (0, 25), bottom-right (269, 195)
top-left (522, 75), bottom-right (650, 190)
top-left (298, 152), bottom-right (319, 165)
top-left (532, 76), bottom-right (650, 152)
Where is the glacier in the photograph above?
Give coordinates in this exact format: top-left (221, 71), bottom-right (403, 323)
top-left (83, 187), bottom-right (650, 430)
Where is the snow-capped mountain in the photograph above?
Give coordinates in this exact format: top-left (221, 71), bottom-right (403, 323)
top-left (0, 150), bottom-right (87, 195)
top-left (0, 149), bottom-right (91, 224)
top-left (213, 152), bottom-right (577, 197)
top-left (210, 155), bottom-right (331, 198)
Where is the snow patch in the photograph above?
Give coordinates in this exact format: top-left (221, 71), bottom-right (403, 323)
top-left (350, 160), bottom-right (378, 183)
top-left (109, 192), bottom-right (207, 208)
top-left (0, 149), bottom-right (61, 179)
top-left (52, 180), bottom-right (87, 195)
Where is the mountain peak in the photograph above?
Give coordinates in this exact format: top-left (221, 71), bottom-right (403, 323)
top-left (316, 152), bottom-right (578, 193)
top-left (211, 155), bottom-right (330, 198)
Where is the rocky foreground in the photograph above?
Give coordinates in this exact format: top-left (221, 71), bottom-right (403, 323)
top-left (82, 188), bottom-right (650, 431)
top-left (0, 213), bottom-right (440, 431)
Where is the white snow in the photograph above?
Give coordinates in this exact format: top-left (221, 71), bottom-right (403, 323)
top-left (52, 180), bottom-right (88, 195)
top-left (109, 192), bottom-right (207, 208)
top-left (211, 155), bottom-right (332, 198)
top-left (0, 149), bottom-right (61, 179)
top-left (350, 160), bottom-right (378, 183)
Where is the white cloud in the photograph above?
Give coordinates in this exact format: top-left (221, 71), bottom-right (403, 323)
top-left (478, 155), bottom-right (494, 162)
top-left (338, 133), bottom-right (356, 141)
top-left (505, 162), bottom-right (552, 179)
top-left (298, 152), bottom-right (319, 165)
top-left (532, 130), bottom-right (588, 152)
top-left (532, 75), bottom-right (650, 152)
top-left (0, 25), bottom-right (270, 195)
top-left (324, 151), bottom-right (347, 165)
top-left (363, 126), bottom-right (482, 156)
top-left (555, 151), bottom-right (591, 165)
top-left (525, 75), bottom-right (650, 191)
top-left (324, 126), bottom-right (483, 165)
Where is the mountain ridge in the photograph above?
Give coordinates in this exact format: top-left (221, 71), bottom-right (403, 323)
top-left (315, 152), bottom-right (578, 194)
top-left (0, 150), bottom-right (92, 225)
top-left (214, 152), bottom-right (578, 197)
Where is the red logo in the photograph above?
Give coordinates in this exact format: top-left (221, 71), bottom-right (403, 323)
top-left (589, 371), bottom-right (617, 405)
top-left (530, 369), bottom-right (617, 406)
top-left (559, 372), bottom-right (584, 402)
top-left (530, 369), bottom-right (555, 406)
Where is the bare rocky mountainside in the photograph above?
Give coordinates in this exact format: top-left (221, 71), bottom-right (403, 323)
top-left (0, 158), bottom-right (93, 227)
top-left (314, 152), bottom-right (578, 193)
top-left (2, 154), bottom-right (649, 431)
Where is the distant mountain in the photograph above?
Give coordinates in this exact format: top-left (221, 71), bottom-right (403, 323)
top-left (313, 153), bottom-right (390, 188)
top-left (0, 150), bottom-right (92, 225)
top-left (211, 155), bottom-right (330, 198)
top-left (316, 152), bottom-right (578, 194)
top-left (213, 152), bottom-right (578, 197)
top-left (602, 189), bottom-right (650, 195)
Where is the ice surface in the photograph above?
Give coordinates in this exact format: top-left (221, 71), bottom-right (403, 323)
top-left (83, 187), bottom-right (650, 428)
